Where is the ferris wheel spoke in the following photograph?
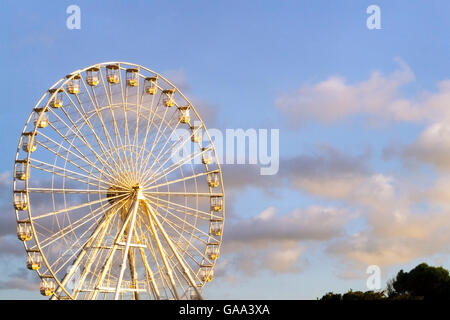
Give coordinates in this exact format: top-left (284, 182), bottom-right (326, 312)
top-left (73, 82), bottom-right (124, 177)
top-left (41, 123), bottom-right (115, 180)
top-left (143, 201), bottom-right (201, 299)
top-left (142, 120), bottom-right (200, 182)
top-left (141, 100), bottom-right (175, 177)
top-left (145, 191), bottom-right (222, 197)
top-left (136, 210), bottom-right (177, 299)
top-left (49, 204), bottom-right (113, 275)
top-left (135, 216), bottom-right (168, 299)
top-left (113, 194), bottom-right (140, 300)
top-left (144, 194), bottom-right (220, 220)
top-left (130, 85), bottom-right (147, 180)
top-left (138, 112), bottom-right (186, 182)
top-left (141, 110), bottom-right (180, 172)
top-left (39, 198), bottom-right (121, 249)
top-left (90, 195), bottom-right (140, 299)
top-left (153, 210), bottom-right (209, 267)
top-left (141, 134), bottom-right (210, 186)
top-left (142, 200), bottom-right (202, 299)
top-left (32, 193), bottom-right (127, 221)
top-left (61, 199), bottom-right (127, 298)
top-left (143, 170), bottom-right (214, 190)
top-left (146, 199), bottom-right (211, 242)
top-left (133, 92), bottom-right (161, 175)
top-left (115, 67), bottom-right (136, 182)
top-left (140, 201), bottom-right (180, 299)
top-left (147, 98), bottom-right (171, 156)
top-left (29, 158), bottom-right (110, 188)
top-left (27, 187), bottom-right (121, 194)
top-left (97, 67), bottom-right (130, 176)
top-left (75, 210), bottom-right (121, 299)
top-left (132, 224), bottom-right (160, 300)
top-left (47, 102), bottom-right (117, 177)
top-left (79, 76), bottom-right (116, 151)
top-left (121, 73), bottom-right (135, 158)
top-left (64, 86), bottom-right (116, 165)
top-left (30, 158), bottom-right (109, 187)
top-left (101, 103), bottom-right (136, 185)
top-left (56, 216), bottom-right (112, 299)
top-left (46, 106), bottom-right (120, 184)
top-left (143, 147), bottom-right (208, 187)
top-left (167, 255), bottom-right (192, 297)
top-left (89, 91), bottom-right (126, 177)
top-left (34, 141), bottom-right (115, 188)
top-left (136, 113), bottom-right (179, 182)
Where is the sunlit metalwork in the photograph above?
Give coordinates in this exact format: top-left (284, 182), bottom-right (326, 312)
top-left (13, 62), bottom-right (225, 300)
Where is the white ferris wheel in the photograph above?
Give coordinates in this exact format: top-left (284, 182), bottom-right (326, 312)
top-left (12, 62), bottom-right (225, 300)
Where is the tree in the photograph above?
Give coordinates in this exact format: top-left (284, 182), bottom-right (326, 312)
top-left (320, 292), bottom-right (342, 301)
top-left (319, 290), bottom-right (386, 301)
top-left (318, 263), bottom-right (450, 300)
top-left (388, 263), bottom-right (450, 300)
top-left (342, 290), bottom-right (386, 300)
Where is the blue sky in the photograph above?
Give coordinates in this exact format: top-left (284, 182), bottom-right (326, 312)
top-left (1, 0), bottom-right (450, 299)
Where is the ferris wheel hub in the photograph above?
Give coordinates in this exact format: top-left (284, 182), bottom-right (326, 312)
top-left (132, 184), bottom-right (145, 200)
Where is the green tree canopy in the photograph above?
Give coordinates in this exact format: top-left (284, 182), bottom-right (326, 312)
top-left (388, 263), bottom-right (450, 300)
top-left (319, 263), bottom-right (450, 300)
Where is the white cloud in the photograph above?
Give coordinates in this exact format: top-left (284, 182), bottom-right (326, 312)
top-left (220, 205), bottom-right (355, 276)
top-left (275, 58), bottom-right (415, 126)
top-left (275, 58), bottom-right (450, 127)
top-left (400, 121), bottom-right (450, 171)
top-left (224, 206), bottom-right (353, 248)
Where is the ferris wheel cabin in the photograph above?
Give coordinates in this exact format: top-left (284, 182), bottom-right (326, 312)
top-left (106, 64), bottom-right (120, 84)
top-left (86, 67), bottom-right (100, 86)
top-left (144, 76), bottom-right (158, 95)
top-left (66, 74), bottom-right (81, 94)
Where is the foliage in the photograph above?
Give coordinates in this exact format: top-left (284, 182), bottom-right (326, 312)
top-left (388, 263), bottom-right (450, 300)
top-left (319, 290), bottom-right (386, 301)
top-left (319, 263), bottom-right (450, 300)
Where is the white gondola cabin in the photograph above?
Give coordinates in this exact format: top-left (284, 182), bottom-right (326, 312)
top-left (17, 222), bottom-right (32, 241)
top-left (210, 220), bottom-right (222, 236)
top-left (179, 105), bottom-right (190, 124)
top-left (33, 107), bottom-right (49, 128)
top-left (207, 244), bottom-right (219, 260)
top-left (126, 68), bottom-right (139, 87)
top-left (210, 196), bottom-right (223, 211)
top-left (48, 88), bottom-right (63, 109)
top-left (191, 125), bottom-right (202, 143)
top-left (14, 192), bottom-right (28, 211)
top-left (40, 279), bottom-right (55, 296)
top-left (15, 160), bottom-right (28, 180)
top-left (22, 132), bottom-right (37, 153)
top-left (207, 172), bottom-right (219, 188)
top-left (26, 253), bottom-right (42, 270)
top-left (202, 148), bottom-right (212, 165)
top-left (106, 64), bottom-right (120, 84)
top-left (200, 267), bottom-right (213, 282)
top-left (163, 89), bottom-right (175, 107)
top-left (86, 67), bottom-right (100, 86)
top-left (65, 74), bottom-right (81, 94)
top-left (144, 76), bottom-right (157, 95)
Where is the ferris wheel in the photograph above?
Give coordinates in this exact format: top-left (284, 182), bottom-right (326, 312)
top-left (12, 62), bottom-right (224, 300)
